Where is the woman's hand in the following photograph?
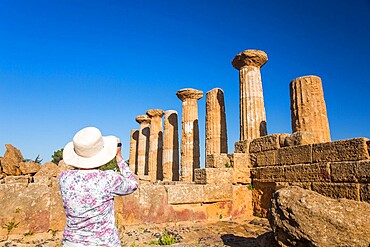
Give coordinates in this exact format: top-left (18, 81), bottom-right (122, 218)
top-left (116, 138), bottom-right (123, 163)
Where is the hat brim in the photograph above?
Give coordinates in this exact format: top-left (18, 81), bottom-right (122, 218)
top-left (63, 135), bottom-right (117, 169)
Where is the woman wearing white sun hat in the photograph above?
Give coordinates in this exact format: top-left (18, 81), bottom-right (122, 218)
top-left (59, 127), bottom-right (138, 247)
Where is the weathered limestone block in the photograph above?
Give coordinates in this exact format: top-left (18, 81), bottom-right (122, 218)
top-left (138, 184), bottom-right (168, 223)
top-left (229, 152), bottom-right (251, 168)
top-left (135, 115), bottom-right (151, 176)
top-left (312, 138), bottom-right (369, 162)
top-left (232, 49), bottom-right (268, 141)
top-left (229, 153), bottom-right (252, 184)
top-left (205, 88), bottom-right (228, 161)
top-left (288, 182), bottom-right (312, 190)
top-left (166, 184), bottom-right (204, 204)
top-left (311, 182), bottom-right (360, 201)
top-left (231, 185), bottom-right (253, 219)
top-left (34, 162), bottom-right (59, 177)
top-left (290, 75), bottom-right (331, 143)
top-left (128, 129), bottom-right (139, 174)
top-left (162, 110), bottom-right (179, 181)
top-left (194, 168), bottom-right (233, 184)
top-left (169, 204), bottom-right (206, 222)
top-left (249, 134), bottom-right (280, 153)
top-left (2, 144), bottom-right (23, 175)
top-left (33, 176), bottom-right (53, 186)
top-left (147, 109), bottom-right (164, 182)
top-left (138, 175), bottom-right (151, 183)
top-left (277, 144), bottom-right (312, 165)
top-left (114, 186), bottom-right (141, 225)
top-left (284, 131), bottom-right (317, 146)
top-left (4, 175), bottom-right (29, 184)
top-left (278, 133), bottom-right (290, 147)
top-left (203, 183), bottom-right (233, 203)
top-left (331, 160), bottom-right (370, 183)
top-left (251, 150), bottom-right (278, 167)
top-left (251, 163), bottom-right (331, 182)
top-left (281, 163), bottom-right (331, 182)
top-left (205, 201), bottom-right (232, 220)
top-left (117, 183), bottom-right (206, 224)
top-left (194, 169), bottom-right (205, 185)
top-left (205, 154), bottom-right (230, 168)
top-left (58, 160), bottom-right (74, 173)
top-left (233, 168), bottom-right (251, 185)
top-left (234, 140), bottom-right (250, 153)
top-left (360, 184), bottom-right (370, 202)
top-left (19, 161), bottom-right (41, 175)
top-left (252, 182), bottom-right (288, 217)
top-left (176, 88), bottom-right (203, 182)
top-left (0, 183), bottom-right (51, 234)
top-left (49, 181), bottom-right (66, 231)
top-left (170, 204), bottom-right (207, 222)
top-left (268, 186), bottom-right (370, 247)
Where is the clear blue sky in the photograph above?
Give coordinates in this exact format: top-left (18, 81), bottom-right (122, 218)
top-left (1, 0), bottom-right (369, 163)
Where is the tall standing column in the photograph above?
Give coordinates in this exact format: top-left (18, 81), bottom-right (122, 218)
top-left (162, 110), bottom-right (179, 181)
top-left (128, 129), bottom-right (139, 174)
top-left (176, 88), bottom-right (203, 182)
top-left (146, 109), bottom-right (164, 182)
top-left (290, 75), bottom-right (331, 143)
top-left (135, 115), bottom-right (151, 176)
top-left (206, 88), bottom-right (228, 159)
top-left (232, 49), bottom-right (268, 141)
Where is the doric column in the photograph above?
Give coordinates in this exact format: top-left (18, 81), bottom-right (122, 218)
top-left (290, 75), bottom-right (331, 143)
top-left (146, 109), bottom-right (164, 182)
top-left (128, 129), bottom-right (139, 174)
top-left (205, 88), bottom-right (228, 166)
top-left (135, 115), bottom-right (151, 176)
top-left (162, 110), bottom-right (179, 181)
top-left (176, 88), bottom-right (203, 182)
top-left (232, 49), bottom-right (268, 141)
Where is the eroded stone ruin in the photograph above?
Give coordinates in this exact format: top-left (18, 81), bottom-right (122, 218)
top-left (0, 49), bottom-right (369, 245)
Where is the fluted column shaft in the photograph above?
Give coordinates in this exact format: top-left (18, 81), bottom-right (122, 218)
top-left (232, 49), bottom-right (268, 141)
top-left (176, 88), bottom-right (203, 182)
top-left (135, 115), bottom-right (151, 176)
top-left (162, 110), bottom-right (179, 181)
top-left (290, 75), bottom-right (331, 143)
top-left (205, 88), bottom-right (227, 164)
top-left (128, 129), bottom-right (139, 174)
top-left (147, 109), bottom-right (164, 182)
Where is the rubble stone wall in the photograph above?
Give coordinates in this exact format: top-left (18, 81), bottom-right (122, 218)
top-left (0, 145), bottom-right (253, 239)
top-left (248, 135), bottom-right (370, 216)
top-left (0, 178), bottom-right (253, 238)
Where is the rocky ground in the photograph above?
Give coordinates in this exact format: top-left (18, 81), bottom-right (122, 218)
top-left (0, 217), bottom-right (271, 247)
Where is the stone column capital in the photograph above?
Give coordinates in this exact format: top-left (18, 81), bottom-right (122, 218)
top-left (176, 88), bottom-right (203, 101)
top-left (135, 115), bottom-right (151, 124)
top-left (232, 49), bottom-right (268, 70)
top-left (146, 109), bottom-right (164, 118)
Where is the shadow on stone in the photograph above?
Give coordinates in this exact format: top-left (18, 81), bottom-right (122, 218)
top-left (221, 234), bottom-right (258, 247)
top-left (255, 232), bottom-right (280, 247)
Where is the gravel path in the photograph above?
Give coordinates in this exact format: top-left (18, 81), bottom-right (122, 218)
top-left (1, 217), bottom-right (271, 247)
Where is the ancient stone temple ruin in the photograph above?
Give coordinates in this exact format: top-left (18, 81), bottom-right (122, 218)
top-left (0, 49), bottom-right (369, 244)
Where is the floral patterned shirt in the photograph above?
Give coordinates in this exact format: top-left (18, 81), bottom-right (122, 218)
top-left (58, 160), bottom-right (138, 246)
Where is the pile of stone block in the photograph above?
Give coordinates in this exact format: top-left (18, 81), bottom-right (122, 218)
top-left (247, 134), bottom-right (370, 216)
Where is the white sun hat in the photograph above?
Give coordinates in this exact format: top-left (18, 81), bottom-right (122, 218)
top-left (63, 127), bottom-right (117, 169)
